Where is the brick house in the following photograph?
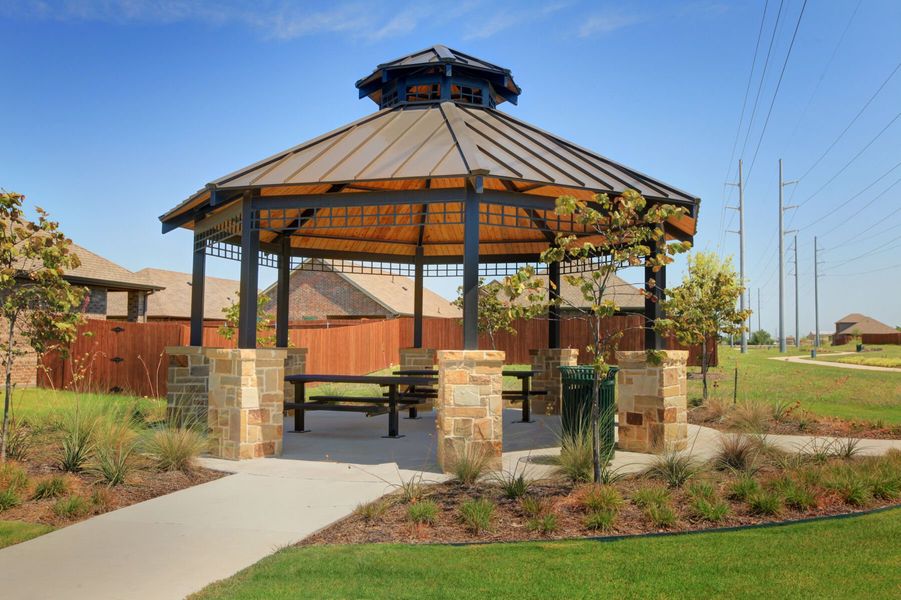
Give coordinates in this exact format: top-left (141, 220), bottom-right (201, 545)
top-left (261, 259), bottom-right (459, 320)
top-left (833, 313), bottom-right (898, 345)
top-left (108, 268), bottom-right (239, 323)
top-left (491, 272), bottom-right (645, 315)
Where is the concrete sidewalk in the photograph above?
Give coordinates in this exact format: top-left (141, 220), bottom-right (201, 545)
top-left (769, 353), bottom-right (901, 373)
top-left (0, 459), bottom-right (432, 600)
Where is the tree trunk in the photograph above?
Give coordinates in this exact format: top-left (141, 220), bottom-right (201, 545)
top-left (1, 317), bottom-right (15, 462)
top-left (591, 318), bottom-right (601, 483)
top-left (701, 338), bottom-right (709, 402)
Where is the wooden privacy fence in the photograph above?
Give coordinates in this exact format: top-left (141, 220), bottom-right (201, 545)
top-left (40, 316), bottom-right (714, 398)
top-left (834, 332), bottom-right (901, 346)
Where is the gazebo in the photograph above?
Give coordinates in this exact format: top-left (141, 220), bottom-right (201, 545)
top-left (160, 46), bottom-right (700, 464)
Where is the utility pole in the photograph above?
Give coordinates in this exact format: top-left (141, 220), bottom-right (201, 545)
top-left (727, 159), bottom-right (747, 353)
top-left (793, 235), bottom-right (799, 348)
top-left (757, 287), bottom-right (761, 332)
top-left (778, 159), bottom-right (797, 353)
top-left (814, 237), bottom-right (823, 355)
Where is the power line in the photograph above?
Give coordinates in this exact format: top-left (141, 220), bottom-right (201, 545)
top-left (828, 231), bottom-right (901, 267)
top-left (814, 174), bottom-right (901, 238)
top-left (825, 262), bottom-right (901, 277)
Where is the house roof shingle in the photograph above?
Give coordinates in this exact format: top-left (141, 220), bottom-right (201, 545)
top-left (107, 268), bottom-right (238, 320)
top-left (490, 272), bottom-right (644, 312)
top-left (834, 313), bottom-right (897, 336)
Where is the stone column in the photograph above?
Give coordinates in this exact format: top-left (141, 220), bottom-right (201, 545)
top-left (615, 350), bottom-right (688, 452)
top-left (165, 346), bottom-right (209, 424)
top-left (206, 348), bottom-right (287, 460)
top-left (283, 347), bottom-right (308, 406)
top-left (529, 348), bottom-right (579, 415)
top-left (436, 350), bottom-right (504, 473)
top-left (400, 347), bottom-right (436, 412)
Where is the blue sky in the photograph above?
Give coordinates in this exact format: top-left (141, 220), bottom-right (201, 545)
top-left (2, 0), bottom-right (900, 335)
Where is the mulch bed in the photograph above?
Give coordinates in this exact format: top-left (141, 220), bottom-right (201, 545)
top-left (300, 479), bottom-right (900, 546)
top-left (688, 408), bottom-right (901, 440)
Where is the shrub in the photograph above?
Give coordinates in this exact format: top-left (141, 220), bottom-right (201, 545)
top-left (828, 473), bottom-right (872, 507)
top-left (398, 472), bottom-right (425, 504)
top-left (355, 499), bottom-right (390, 522)
top-left (867, 462), bottom-right (901, 500)
top-left (53, 495), bottom-right (90, 519)
top-left (494, 467), bottom-right (531, 500)
top-left (555, 429), bottom-right (593, 484)
top-left (728, 400), bottom-right (771, 433)
top-left (459, 498), bottom-right (494, 534)
top-left (407, 500), bottom-right (439, 525)
top-left (0, 461), bottom-right (29, 493)
top-left (527, 513), bottom-right (557, 535)
top-left (748, 490), bottom-right (782, 516)
top-left (782, 482), bottom-right (818, 511)
top-left (32, 476), bottom-right (69, 500)
top-left (450, 445), bottom-right (491, 486)
top-left (59, 413), bottom-right (96, 473)
top-left (714, 435), bottom-right (758, 473)
top-left (582, 485), bottom-right (623, 514)
top-left (584, 509), bottom-right (617, 531)
top-left (728, 475), bottom-right (761, 501)
top-left (92, 432), bottom-right (137, 487)
top-left (0, 488), bottom-right (21, 512)
top-left (686, 480), bottom-right (716, 501)
top-left (520, 495), bottom-right (548, 518)
top-left (644, 503), bottom-right (677, 528)
top-left (643, 449), bottom-right (699, 488)
top-left (143, 425), bottom-right (207, 472)
top-left (2, 419), bottom-right (32, 461)
top-left (631, 485), bottom-right (670, 509)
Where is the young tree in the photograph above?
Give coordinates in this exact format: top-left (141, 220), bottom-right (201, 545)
top-left (749, 329), bottom-right (774, 345)
top-left (452, 278), bottom-right (518, 350)
top-left (656, 252), bottom-right (750, 401)
top-left (1, 191), bottom-right (85, 461)
top-left (218, 292), bottom-right (277, 347)
top-left (504, 190), bottom-right (690, 482)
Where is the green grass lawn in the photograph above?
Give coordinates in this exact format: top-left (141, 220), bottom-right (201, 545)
top-left (0, 520), bottom-right (54, 550)
top-left (9, 387), bottom-right (163, 424)
top-left (194, 509), bottom-right (901, 599)
top-left (691, 345), bottom-right (901, 424)
top-left (814, 345), bottom-right (901, 369)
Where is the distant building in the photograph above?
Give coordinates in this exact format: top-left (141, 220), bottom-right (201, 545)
top-left (489, 272), bottom-right (645, 315)
top-left (833, 313), bottom-right (897, 345)
top-left (108, 268), bottom-right (239, 323)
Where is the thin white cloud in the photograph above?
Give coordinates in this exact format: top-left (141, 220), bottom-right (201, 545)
top-left (577, 11), bottom-right (641, 38)
top-left (464, 1), bottom-right (571, 41)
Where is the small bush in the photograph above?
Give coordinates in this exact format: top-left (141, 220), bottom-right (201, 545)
top-left (494, 468), bottom-right (531, 500)
top-left (748, 490), bottom-right (783, 516)
top-left (450, 445), bottom-right (491, 486)
top-left (631, 485), bottom-right (670, 509)
top-left (2, 419), bottom-right (32, 461)
top-left (407, 500), bottom-right (439, 525)
top-left (728, 475), bottom-right (761, 501)
top-left (829, 473), bottom-right (872, 507)
top-left (686, 480), bottom-right (716, 501)
top-left (143, 425), bottom-right (207, 472)
top-left (555, 430), bottom-right (593, 484)
top-left (459, 498), bottom-right (494, 534)
top-left (644, 503), bottom-right (677, 528)
top-left (90, 486), bottom-right (115, 511)
top-left (714, 435), bottom-right (758, 473)
top-left (527, 513), bottom-right (557, 535)
top-left (782, 482), bottom-right (818, 511)
top-left (355, 499), bottom-right (390, 522)
top-left (582, 485), bottom-right (623, 514)
top-left (728, 400), bottom-right (772, 433)
top-left (520, 495), bottom-right (548, 518)
top-left (0, 488), bottom-right (21, 512)
top-left (32, 476), bottom-right (69, 500)
top-left (92, 435), bottom-right (137, 487)
top-left (0, 461), bottom-right (29, 493)
top-left (398, 472), bottom-right (425, 504)
top-left (867, 463), bottom-right (901, 500)
top-left (53, 495), bottom-right (90, 519)
top-left (584, 509), bottom-right (617, 531)
top-left (643, 449), bottom-right (699, 488)
top-left (59, 414), bottom-right (96, 473)
top-left (689, 496), bottom-right (729, 523)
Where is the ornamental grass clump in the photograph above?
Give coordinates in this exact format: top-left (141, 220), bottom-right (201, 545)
top-left (748, 490), bottom-right (783, 516)
top-left (450, 445), bottom-right (491, 486)
top-left (826, 468), bottom-right (872, 507)
top-left (459, 498), bottom-right (495, 534)
top-left (520, 495), bottom-right (549, 518)
top-left (143, 424), bottom-right (207, 472)
top-left (31, 476), bottom-right (69, 500)
top-left (494, 464), bottom-right (531, 500)
top-left (0, 487), bottom-right (21, 512)
top-left (714, 434), bottom-right (759, 473)
top-left (52, 495), bottom-right (90, 519)
top-left (92, 423), bottom-right (139, 486)
top-left (354, 499), bottom-right (391, 522)
top-left (1, 419), bottom-right (32, 461)
top-left (527, 513), bottom-right (558, 535)
top-left (407, 500), bottom-right (439, 526)
top-left (554, 428), bottom-right (593, 484)
top-left (631, 485), bottom-right (671, 509)
top-left (59, 413), bottom-right (96, 473)
top-left (0, 461), bottom-right (28, 493)
top-left (728, 400), bottom-right (772, 434)
top-left (643, 448), bottom-right (699, 488)
top-left (686, 481), bottom-right (730, 523)
top-left (584, 508), bottom-right (617, 531)
top-left (728, 474), bottom-right (761, 502)
top-left (582, 485), bottom-right (623, 514)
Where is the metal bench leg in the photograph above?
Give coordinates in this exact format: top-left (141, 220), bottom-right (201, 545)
top-left (514, 376), bottom-right (535, 424)
top-left (293, 381), bottom-right (310, 433)
top-left (404, 385), bottom-right (422, 419)
top-left (383, 385), bottom-right (404, 438)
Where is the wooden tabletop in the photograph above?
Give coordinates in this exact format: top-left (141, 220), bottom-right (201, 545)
top-left (285, 373), bottom-right (436, 387)
top-left (392, 369), bottom-right (538, 378)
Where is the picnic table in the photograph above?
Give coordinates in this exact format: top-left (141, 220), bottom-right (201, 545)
top-left (284, 373), bottom-right (435, 438)
top-left (392, 368), bottom-right (546, 423)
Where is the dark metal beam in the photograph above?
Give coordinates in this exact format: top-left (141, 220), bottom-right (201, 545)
top-left (644, 257), bottom-right (666, 351)
top-left (548, 261), bottom-right (561, 349)
top-left (413, 247), bottom-right (424, 348)
top-left (189, 232), bottom-right (206, 346)
top-left (462, 179), bottom-right (481, 350)
top-left (276, 237), bottom-right (290, 348)
top-left (238, 194), bottom-right (260, 349)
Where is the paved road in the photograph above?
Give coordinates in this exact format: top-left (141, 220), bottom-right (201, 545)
top-left (769, 352), bottom-right (901, 373)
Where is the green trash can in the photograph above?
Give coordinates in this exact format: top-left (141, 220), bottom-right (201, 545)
top-left (559, 365), bottom-right (618, 457)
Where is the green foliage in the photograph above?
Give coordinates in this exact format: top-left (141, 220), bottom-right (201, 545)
top-left (826, 468), bottom-right (872, 507)
top-left (686, 481), bottom-right (729, 522)
top-left (748, 490), bottom-right (783, 516)
top-left (583, 509), bottom-right (617, 531)
top-left (713, 434), bottom-right (759, 473)
top-left (31, 476), bottom-right (69, 500)
top-left (749, 329), bottom-right (774, 345)
top-left (452, 278), bottom-right (518, 349)
top-left (59, 412), bottom-right (96, 473)
top-left (397, 471), bottom-right (425, 504)
top-left (0, 488), bottom-right (21, 511)
top-left (520, 496), bottom-right (548, 518)
top-left (1, 419), bottom-right (31, 461)
top-left (582, 485), bottom-right (623, 514)
top-left (555, 428), bottom-right (593, 484)
top-left (354, 499), bottom-right (390, 522)
top-left (0, 191), bottom-right (85, 461)
top-left (0, 461), bottom-right (28, 493)
top-left (493, 466), bottom-right (531, 500)
top-left (450, 445), bottom-right (491, 486)
top-left (218, 291), bottom-right (277, 346)
top-left (777, 479), bottom-right (818, 511)
top-left (52, 495), bottom-right (89, 518)
top-left (143, 424), bottom-right (207, 472)
top-left (631, 485), bottom-right (670, 509)
top-left (459, 498), bottom-right (495, 534)
top-left (643, 449), bottom-right (700, 488)
top-left (644, 503), bottom-right (678, 528)
top-left (728, 475), bottom-right (761, 501)
top-left (526, 513), bottom-right (558, 535)
top-left (406, 500), bottom-right (439, 526)
top-left (503, 190), bottom-right (690, 482)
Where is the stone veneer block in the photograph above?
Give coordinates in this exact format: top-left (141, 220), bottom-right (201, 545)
top-left (283, 347), bottom-right (308, 405)
top-left (205, 347), bottom-right (288, 460)
top-left (529, 348), bottom-right (579, 415)
top-left (400, 347), bottom-right (437, 411)
top-left (615, 350), bottom-right (689, 453)
top-left (165, 346), bottom-right (210, 425)
top-left (436, 350), bottom-right (504, 473)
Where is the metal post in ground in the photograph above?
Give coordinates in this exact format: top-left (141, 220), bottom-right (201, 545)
top-left (726, 159), bottom-right (747, 353)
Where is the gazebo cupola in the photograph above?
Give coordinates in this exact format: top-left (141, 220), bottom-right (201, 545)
top-left (355, 45), bottom-right (521, 109)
